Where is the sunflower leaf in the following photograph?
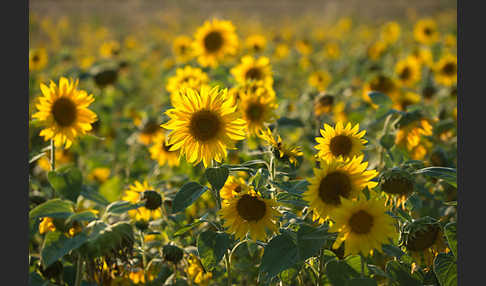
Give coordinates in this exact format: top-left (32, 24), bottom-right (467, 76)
top-left (197, 230), bottom-right (231, 271)
top-left (414, 167), bottom-right (457, 187)
top-left (41, 231), bottom-right (88, 267)
top-left (385, 260), bottom-right (422, 286)
top-left (444, 222), bottom-right (457, 259)
top-left (47, 166), bottom-right (83, 202)
top-left (29, 198), bottom-right (74, 220)
top-left (105, 201), bottom-right (144, 215)
top-left (172, 182), bottom-right (209, 213)
top-left (325, 259), bottom-right (360, 285)
top-left (204, 167), bottom-right (229, 191)
top-left (260, 233), bottom-right (299, 279)
top-left (433, 253), bottom-right (457, 286)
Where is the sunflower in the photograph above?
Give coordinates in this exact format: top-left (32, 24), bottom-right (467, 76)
top-left (245, 34), bottom-right (267, 53)
top-left (148, 133), bottom-right (180, 167)
top-left (362, 75), bottom-right (400, 107)
top-left (367, 41), bottom-right (387, 61)
top-left (296, 39), bottom-right (313, 55)
top-left (314, 93), bottom-right (335, 117)
top-left (315, 122), bottom-right (367, 162)
top-left (219, 188), bottom-right (280, 241)
top-left (330, 195), bottom-right (397, 257)
top-left (193, 18), bottom-right (239, 67)
top-left (138, 118), bottom-right (163, 145)
top-left (121, 180), bottom-right (163, 221)
top-left (29, 48), bottom-right (48, 71)
top-left (172, 35), bottom-right (194, 63)
top-left (37, 149), bottom-right (72, 172)
top-left (395, 57), bottom-right (421, 87)
top-left (410, 47), bottom-right (433, 67)
top-left (308, 70), bottom-right (332, 92)
top-left (99, 40), bottom-right (121, 58)
top-left (380, 21), bottom-right (401, 45)
top-left (39, 217), bottom-right (56, 234)
top-left (162, 86), bottom-right (247, 167)
top-left (238, 86), bottom-right (278, 135)
top-left (273, 43), bottom-right (290, 59)
top-left (32, 77), bottom-right (98, 148)
top-left (400, 217), bottom-right (448, 268)
top-left (413, 19), bottom-right (439, 45)
top-left (324, 42), bottom-right (340, 59)
top-left (87, 167), bottom-right (111, 183)
top-left (303, 156), bottom-right (378, 221)
top-left (258, 128), bottom-right (303, 166)
top-left (166, 66), bottom-right (210, 103)
top-left (186, 254), bottom-right (213, 286)
top-left (229, 80), bottom-right (276, 103)
top-left (231, 55), bottom-right (273, 88)
top-left (379, 168), bottom-right (415, 209)
top-left (434, 54), bottom-right (457, 87)
top-left (220, 175), bottom-right (248, 201)
top-left (395, 118), bottom-right (433, 156)
top-left (392, 91), bottom-right (421, 111)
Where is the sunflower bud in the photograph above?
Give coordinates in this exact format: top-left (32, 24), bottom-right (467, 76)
top-left (142, 190), bottom-right (162, 210)
top-left (163, 244), bottom-right (184, 264)
top-left (91, 65), bottom-right (118, 88)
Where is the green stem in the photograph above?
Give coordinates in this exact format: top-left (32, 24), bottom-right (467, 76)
top-left (50, 139), bottom-right (55, 171)
top-left (224, 251), bottom-right (232, 286)
top-left (74, 255), bottom-right (83, 286)
top-left (360, 254), bottom-right (366, 278)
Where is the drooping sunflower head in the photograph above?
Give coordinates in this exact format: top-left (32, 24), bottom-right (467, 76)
top-left (315, 122), bottom-right (367, 162)
top-left (121, 180), bottom-right (163, 222)
top-left (32, 77), bottom-right (98, 148)
top-left (414, 18), bottom-right (439, 45)
top-left (166, 66), bottom-right (210, 103)
top-left (138, 118), bottom-right (163, 145)
top-left (219, 188), bottom-right (280, 241)
top-left (379, 167), bottom-right (415, 209)
top-left (193, 18), bottom-right (239, 67)
top-left (148, 132), bottom-right (180, 167)
top-left (314, 93), bottom-right (335, 117)
top-left (172, 35), bottom-right (194, 63)
top-left (400, 217), bottom-right (448, 268)
top-left (380, 21), bottom-right (401, 45)
top-left (238, 86), bottom-right (278, 135)
top-left (162, 86), bottom-right (247, 167)
top-left (231, 55), bottom-right (274, 87)
top-left (434, 54), bottom-right (457, 87)
top-left (308, 70), bottom-right (332, 92)
top-left (258, 128), bottom-right (303, 166)
top-left (395, 57), bottom-right (421, 87)
top-left (29, 48), bottom-right (48, 71)
top-left (245, 34), bottom-right (267, 53)
top-left (330, 195), bottom-right (397, 257)
top-left (220, 175), bottom-right (248, 201)
top-left (303, 155), bottom-right (379, 221)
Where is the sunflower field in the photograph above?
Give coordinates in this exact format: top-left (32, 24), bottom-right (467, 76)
top-left (28, 2), bottom-right (457, 285)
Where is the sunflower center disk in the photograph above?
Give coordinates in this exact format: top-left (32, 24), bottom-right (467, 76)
top-left (399, 67), bottom-right (411, 81)
top-left (32, 55), bottom-right (40, 62)
top-left (204, 31), bottom-right (224, 52)
top-left (142, 121), bottom-right (160, 135)
top-left (189, 110), bottom-right (222, 142)
top-left (348, 210), bottom-right (374, 234)
top-left (442, 63), bottom-right (457, 76)
top-left (406, 225), bottom-right (440, 251)
top-left (424, 27), bottom-right (433, 36)
top-left (371, 76), bottom-right (394, 93)
top-left (246, 102), bottom-right (264, 122)
top-left (52, 97), bottom-right (77, 127)
top-left (236, 194), bottom-right (266, 221)
top-left (319, 95), bottom-right (334, 107)
top-left (329, 135), bottom-right (353, 157)
top-left (234, 185), bottom-right (242, 193)
top-left (245, 67), bottom-right (263, 81)
top-left (318, 171), bottom-right (352, 206)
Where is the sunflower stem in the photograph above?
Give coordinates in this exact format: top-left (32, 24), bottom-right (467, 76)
top-left (50, 139), bottom-right (56, 171)
top-left (360, 254), bottom-right (366, 277)
top-left (224, 251), bottom-right (232, 286)
top-left (74, 254), bottom-right (83, 286)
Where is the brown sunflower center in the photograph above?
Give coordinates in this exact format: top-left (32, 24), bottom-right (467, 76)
top-left (329, 135), bottom-right (353, 157)
top-left (245, 67), bottom-right (263, 81)
top-left (234, 185), bottom-right (242, 193)
top-left (424, 27), bottom-right (433, 36)
top-left (236, 194), bottom-right (266, 221)
top-left (318, 171), bottom-right (352, 206)
top-left (189, 110), bottom-right (222, 142)
top-left (348, 210), bottom-right (374, 234)
top-left (406, 225), bottom-right (440, 251)
top-left (52, 97), bottom-right (77, 127)
top-left (203, 31), bottom-right (224, 53)
top-left (371, 76), bottom-right (394, 93)
top-left (32, 54), bottom-right (40, 62)
top-left (442, 62), bottom-right (457, 76)
top-left (245, 102), bottom-right (265, 122)
top-left (399, 67), bottom-right (411, 81)
top-left (318, 95), bottom-right (334, 107)
top-left (142, 121), bottom-right (160, 135)
top-left (381, 177), bottom-right (413, 196)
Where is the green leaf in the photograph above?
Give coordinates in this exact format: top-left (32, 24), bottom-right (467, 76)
top-left (381, 244), bottom-right (405, 258)
top-left (414, 167), bottom-right (457, 187)
top-left (369, 91), bottom-right (392, 107)
top-left (325, 259), bottom-right (360, 286)
top-left (296, 224), bottom-right (333, 261)
top-left (197, 230), bottom-right (231, 271)
top-left (345, 255), bottom-right (369, 276)
top-left (66, 211), bottom-right (97, 225)
top-left (80, 186), bottom-right (109, 206)
top-left (173, 214), bottom-right (208, 237)
top-left (172, 182), bottom-right (209, 213)
top-left (29, 199), bottom-right (74, 220)
top-left (260, 233), bottom-right (299, 279)
top-left (105, 201), bottom-right (144, 215)
top-left (204, 167), bottom-right (229, 191)
top-left (41, 231), bottom-right (88, 267)
top-left (385, 261), bottom-right (422, 286)
top-left (379, 133), bottom-right (395, 149)
top-left (433, 253), bottom-right (457, 286)
top-left (277, 117), bottom-right (304, 127)
top-left (444, 223), bottom-right (457, 259)
top-left (273, 180), bottom-right (309, 195)
top-left (98, 176), bottom-right (123, 203)
top-left (47, 167), bottom-right (83, 202)
top-left (347, 278), bottom-right (377, 286)
top-left (29, 272), bottom-right (49, 286)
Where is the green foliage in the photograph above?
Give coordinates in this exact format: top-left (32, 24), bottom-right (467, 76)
top-left (172, 182), bottom-right (209, 213)
top-left (204, 167), bottom-right (229, 191)
top-left (47, 166), bottom-right (83, 202)
top-left (433, 253), bottom-right (457, 286)
top-left (29, 199), bottom-right (74, 220)
top-left (197, 230), bottom-right (231, 271)
top-left (444, 222), bottom-right (457, 259)
top-left (41, 231), bottom-right (88, 267)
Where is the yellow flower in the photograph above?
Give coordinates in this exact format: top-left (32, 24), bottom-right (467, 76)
top-left (87, 167), bottom-right (111, 183)
top-left (148, 132), bottom-right (180, 167)
top-left (219, 188), bottom-right (280, 241)
top-left (395, 57), bottom-right (421, 87)
top-left (380, 21), bottom-right (401, 45)
top-left (444, 34), bottom-right (456, 48)
top-left (410, 47), bottom-right (433, 67)
top-left (172, 35), bottom-right (194, 63)
top-left (324, 42), bottom-right (340, 59)
top-left (220, 176), bottom-right (248, 201)
top-left (303, 156), bottom-right (378, 221)
top-left (229, 80), bottom-right (276, 103)
top-left (231, 55), bottom-right (273, 88)
top-left (296, 39), bottom-right (313, 55)
top-left (166, 66), bottom-right (209, 103)
top-left (315, 122), bottom-right (367, 162)
top-left (367, 41), bottom-right (387, 60)
top-left (29, 48), bottom-right (48, 71)
top-left (330, 195), bottom-right (397, 257)
top-left (414, 19), bottom-right (439, 45)
top-left (193, 18), bottom-right (239, 67)
top-left (434, 54), bottom-right (457, 87)
top-left (128, 269), bottom-right (155, 284)
top-left (273, 43), bottom-right (290, 59)
top-left (258, 128), bottom-right (303, 166)
top-left (362, 75), bottom-right (400, 108)
top-left (187, 254), bottom-right (213, 286)
top-left (99, 40), bottom-right (120, 58)
top-left (162, 86), bottom-right (246, 167)
top-left (32, 77), bottom-right (98, 148)
top-left (122, 180), bottom-right (162, 221)
top-left (308, 70), bottom-right (332, 92)
top-left (238, 85), bottom-right (278, 135)
top-left (138, 119), bottom-right (163, 145)
top-left (37, 149), bottom-right (72, 172)
top-left (395, 119), bottom-right (433, 153)
top-left (314, 93), bottom-right (335, 117)
top-left (392, 91), bottom-right (421, 111)
top-left (39, 217), bottom-right (56, 234)
top-left (245, 34), bottom-right (267, 53)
